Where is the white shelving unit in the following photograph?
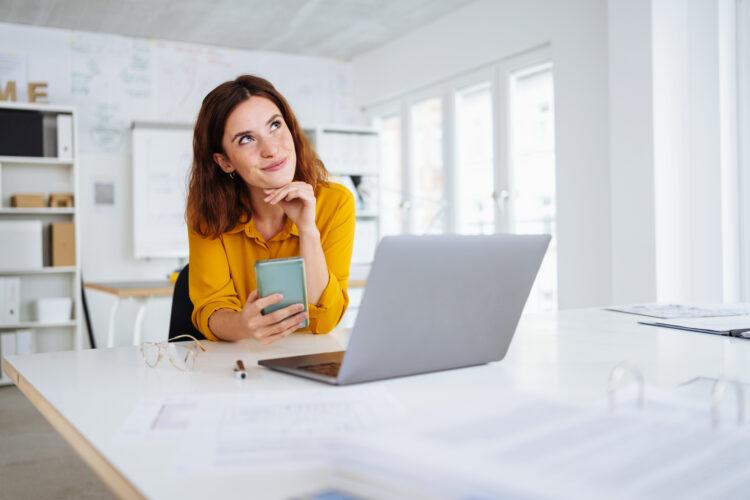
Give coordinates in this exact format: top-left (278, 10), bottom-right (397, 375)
top-left (303, 124), bottom-right (380, 263)
top-left (303, 125), bottom-right (379, 329)
top-left (0, 102), bottom-right (82, 386)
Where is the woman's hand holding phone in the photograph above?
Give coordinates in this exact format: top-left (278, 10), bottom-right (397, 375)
top-left (237, 290), bottom-right (307, 345)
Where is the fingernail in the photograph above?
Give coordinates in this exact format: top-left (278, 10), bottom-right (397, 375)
top-left (296, 304), bottom-right (304, 311)
top-left (276, 294), bottom-right (283, 300)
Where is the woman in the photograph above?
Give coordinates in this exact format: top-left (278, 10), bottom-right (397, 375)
top-left (186, 75), bottom-right (355, 344)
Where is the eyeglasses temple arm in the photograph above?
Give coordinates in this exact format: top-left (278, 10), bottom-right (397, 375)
top-left (170, 334), bottom-right (208, 351)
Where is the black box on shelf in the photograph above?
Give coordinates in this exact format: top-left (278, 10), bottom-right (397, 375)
top-left (0, 109), bottom-right (44, 157)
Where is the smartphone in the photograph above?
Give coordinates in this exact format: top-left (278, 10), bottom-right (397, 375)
top-left (254, 257), bottom-right (309, 329)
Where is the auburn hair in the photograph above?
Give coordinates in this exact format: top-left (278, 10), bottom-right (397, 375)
top-left (186, 75), bottom-right (328, 238)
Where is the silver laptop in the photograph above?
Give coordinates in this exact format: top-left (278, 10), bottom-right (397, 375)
top-left (258, 234), bottom-right (550, 385)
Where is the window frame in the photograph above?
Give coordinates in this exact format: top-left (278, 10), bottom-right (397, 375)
top-left (366, 46), bottom-right (553, 237)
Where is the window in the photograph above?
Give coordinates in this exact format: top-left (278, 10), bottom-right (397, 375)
top-left (375, 115), bottom-right (403, 237)
top-left (508, 63), bottom-right (557, 311)
top-left (455, 82), bottom-right (494, 235)
top-left (368, 50), bottom-right (557, 311)
top-left (410, 97), bottom-right (444, 234)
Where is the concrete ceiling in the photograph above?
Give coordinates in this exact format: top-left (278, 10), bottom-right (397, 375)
top-left (0, 0), bottom-right (476, 60)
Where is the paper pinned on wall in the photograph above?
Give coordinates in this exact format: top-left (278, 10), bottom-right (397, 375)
top-left (0, 51), bottom-right (27, 96)
top-left (93, 179), bottom-right (115, 206)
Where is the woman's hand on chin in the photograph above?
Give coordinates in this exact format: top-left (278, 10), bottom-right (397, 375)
top-left (263, 182), bottom-right (318, 235)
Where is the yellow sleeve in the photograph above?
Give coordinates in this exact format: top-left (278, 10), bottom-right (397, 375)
top-left (188, 229), bottom-right (242, 341)
top-left (306, 188), bottom-right (356, 333)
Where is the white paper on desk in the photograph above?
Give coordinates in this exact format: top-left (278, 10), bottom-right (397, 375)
top-left (170, 386), bottom-right (407, 476)
top-left (607, 303), bottom-right (750, 319)
top-left (348, 390), bottom-right (750, 500)
top-left (115, 397), bottom-right (200, 442)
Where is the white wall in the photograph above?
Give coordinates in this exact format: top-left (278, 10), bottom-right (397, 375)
top-left (0, 22), bottom-right (359, 346)
top-left (352, 0), bottom-right (612, 308)
top-left (652, 0), bottom-right (692, 304)
top-left (608, 0), bottom-right (657, 305)
top-left (740, 0), bottom-right (750, 301)
top-left (652, 0), bottom-right (737, 304)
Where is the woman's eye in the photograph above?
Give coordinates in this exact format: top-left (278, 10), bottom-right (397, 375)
top-left (270, 120), bottom-right (281, 131)
top-left (238, 135), bottom-right (253, 145)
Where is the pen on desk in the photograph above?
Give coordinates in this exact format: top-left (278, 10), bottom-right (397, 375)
top-left (234, 360), bottom-right (247, 379)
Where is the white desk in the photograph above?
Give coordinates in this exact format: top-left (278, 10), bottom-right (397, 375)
top-left (4, 309), bottom-right (750, 499)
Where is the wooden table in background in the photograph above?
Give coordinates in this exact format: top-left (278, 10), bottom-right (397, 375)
top-left (83, 281), bottom-right (174, 347)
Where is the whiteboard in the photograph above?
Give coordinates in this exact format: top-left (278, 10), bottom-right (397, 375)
top-left (132, 123), bottom-right (193, 259)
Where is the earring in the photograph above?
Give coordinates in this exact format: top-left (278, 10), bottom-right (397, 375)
top-left (228, 171), bottom-right (236, 179)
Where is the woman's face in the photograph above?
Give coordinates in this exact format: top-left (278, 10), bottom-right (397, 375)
top-left (216, 96), bottom-right (296, 189)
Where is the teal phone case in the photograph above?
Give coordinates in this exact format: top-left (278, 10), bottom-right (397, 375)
top-left (254, 257), bottom-right (309, 328)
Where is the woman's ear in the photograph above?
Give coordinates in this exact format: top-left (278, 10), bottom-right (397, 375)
top-left (213, 153), bottom-right (233, 174)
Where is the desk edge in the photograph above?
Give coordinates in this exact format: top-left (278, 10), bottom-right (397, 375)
top-left (84, 282), bottom-right (174, 297)
top-left (2, 359), bottom-right (147, 500)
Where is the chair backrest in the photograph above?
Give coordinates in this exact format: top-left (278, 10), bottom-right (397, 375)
top-left (168, 264), bottom-right (206, 341)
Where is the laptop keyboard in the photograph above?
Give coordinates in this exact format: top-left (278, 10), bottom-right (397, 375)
top-left (298, 362), bottom-right (341, 377)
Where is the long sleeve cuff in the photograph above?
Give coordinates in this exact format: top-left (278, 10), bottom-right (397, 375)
top-left (192, 300), bottom-right (241, 342)
top-left (305, 270), bottom-right (349, 334)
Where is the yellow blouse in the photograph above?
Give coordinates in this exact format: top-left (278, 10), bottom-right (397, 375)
top-left (188, 182), bottom-right (355, 341)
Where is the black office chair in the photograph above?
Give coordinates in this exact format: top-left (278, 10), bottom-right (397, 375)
top-left (168, 264), bottom-right (206, 341)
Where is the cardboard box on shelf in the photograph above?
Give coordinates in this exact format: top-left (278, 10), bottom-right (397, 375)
top-left (48, 193), bottom-right (74, 208)
top-left (10, 193), bottom-right (45, 208)
top-left (51, 222), bottom-right (75, 266)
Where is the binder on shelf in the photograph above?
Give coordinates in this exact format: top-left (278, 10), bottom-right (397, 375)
top-left (0, 331), bottom-right (17, 363)
top-left (56, 114), bottom-right (73, 160)
top-left (14, 329), bottom-right (34, 355)
top-left (0, 277), bottom-right (20, 324)
top-left (0, 109), bottom-right (44, 157)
